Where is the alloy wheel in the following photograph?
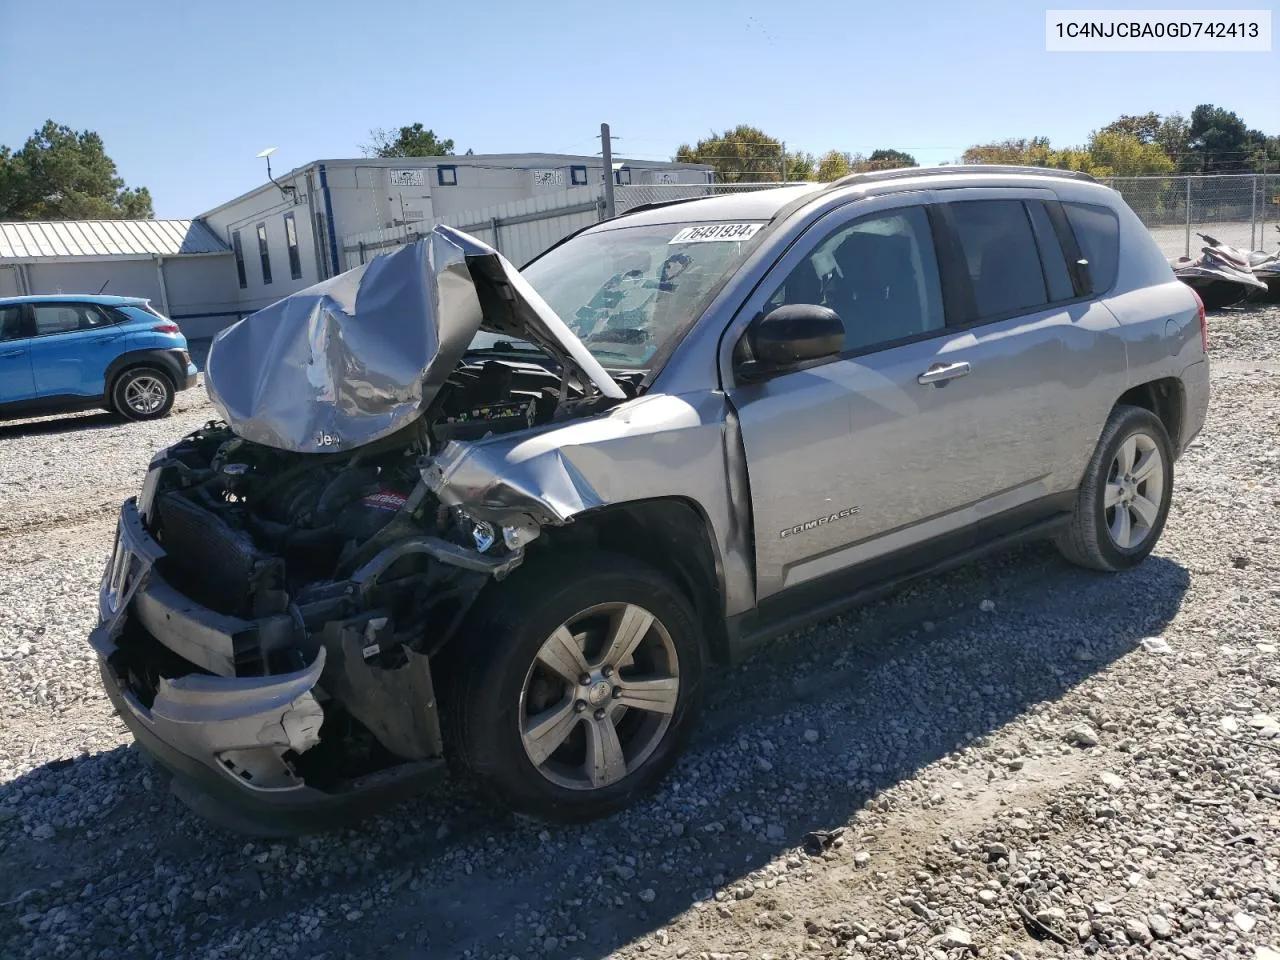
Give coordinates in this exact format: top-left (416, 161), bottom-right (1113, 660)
top-left (124, 375), bottom-right (168, 415)
top-left (1104, 431), bottom-right (1165, 550)
top-left (518, 602), bottom-right (679, 791)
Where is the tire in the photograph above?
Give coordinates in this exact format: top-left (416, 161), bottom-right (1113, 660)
top-left (111, 366), bottom-right (175, 421)
top-left (439, 550), bottom-right (705, 822)
top-left (1055, 404), bottom-right (1175, 572)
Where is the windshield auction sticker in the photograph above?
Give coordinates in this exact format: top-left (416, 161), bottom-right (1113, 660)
top-left (1045, 9), bottom-right (1271, 51)
top-left (669, 223), bottom-right (764, 244)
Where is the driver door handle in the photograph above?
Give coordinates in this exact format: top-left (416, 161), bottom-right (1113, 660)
top-left (917, 361), bottom-right (971, 385)
top-left (0, 349), bottom-right (25, 359)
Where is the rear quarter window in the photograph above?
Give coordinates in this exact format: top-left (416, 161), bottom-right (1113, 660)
top-left (117, 304), bottom-right (164, 323)
top-left (1064, 202), bottom-right (1120, 295)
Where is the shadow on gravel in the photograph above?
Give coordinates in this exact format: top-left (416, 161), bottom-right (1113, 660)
top-left (1, 543), bottom-right (1191, 959)
top-left (0, 410), bottom-right (122, 439)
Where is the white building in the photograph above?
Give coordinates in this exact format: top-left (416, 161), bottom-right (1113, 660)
top-left (199, 154), bottom-right (713, 316)
top-left (0, 220), bottom-right (239, 338)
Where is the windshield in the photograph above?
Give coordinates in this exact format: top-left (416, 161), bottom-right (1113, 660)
top-left (478, 220), bottom-right (766, 368)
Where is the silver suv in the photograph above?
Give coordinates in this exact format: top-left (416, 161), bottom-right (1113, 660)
top-left (90, 166), bottom-right (1210, 833)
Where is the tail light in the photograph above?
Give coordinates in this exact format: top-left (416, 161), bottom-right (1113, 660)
top-left (151, 322), bottom-right (181, 334)
top-left (1191, 289), bottom-right (1207, 352)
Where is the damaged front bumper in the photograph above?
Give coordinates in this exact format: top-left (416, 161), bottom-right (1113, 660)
top-left (89, 499), bottom-right (448, 835)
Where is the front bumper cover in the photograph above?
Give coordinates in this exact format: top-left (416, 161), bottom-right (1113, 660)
top-left (90, 499), bottom-right (446, 835)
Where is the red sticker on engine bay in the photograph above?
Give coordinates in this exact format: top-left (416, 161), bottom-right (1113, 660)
top-left (362, 491), bottom-right (408, 512)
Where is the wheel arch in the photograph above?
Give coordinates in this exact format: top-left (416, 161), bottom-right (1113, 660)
top-left (1116, 377), bottom-right (1184, 455)
top-left (522, 497), bottom-right (732, 666)
top-left (105, 349), bottom-right (180, 399)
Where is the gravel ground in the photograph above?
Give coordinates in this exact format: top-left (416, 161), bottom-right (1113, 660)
top-left (2, 307), bottom-right (1279, 960)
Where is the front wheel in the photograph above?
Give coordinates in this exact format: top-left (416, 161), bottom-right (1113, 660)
top-left (1056, 404), bottom-right (1175, 572)
top-left (439, 551), bottom-right (704, 822)
top-left (111, 367), bottom-right (175, 421)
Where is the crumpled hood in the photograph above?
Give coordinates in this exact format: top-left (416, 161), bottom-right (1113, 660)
top-left (205, 225), bottom-right (624, 454)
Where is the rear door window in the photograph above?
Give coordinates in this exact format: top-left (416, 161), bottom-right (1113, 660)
top-left (946, 200), bottom-right (1050, 321)
top-left (31, 303), bottom-right (113, 335)
top-left (1063, 202), bottom-right (1121, 294)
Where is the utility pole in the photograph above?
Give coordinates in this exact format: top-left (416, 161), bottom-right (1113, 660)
top-left (780, 140), bottom-right (787, 183)
top-left (600, 122), bottom-right (616, 219)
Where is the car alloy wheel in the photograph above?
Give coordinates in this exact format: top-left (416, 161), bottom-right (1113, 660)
top-left (1103, 431), bottom-right (1165, 550)
top-left (123, 374), bottom-right (169, 416)
top-left (518, 602), bottom-right (679, 792)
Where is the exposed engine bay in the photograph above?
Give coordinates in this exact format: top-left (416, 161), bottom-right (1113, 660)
top-left (105, 352), bottom-right (640, 791)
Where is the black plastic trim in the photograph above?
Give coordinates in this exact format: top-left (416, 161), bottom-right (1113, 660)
top-left (1044, 198), bottom-right (1092, 296)
top-left (105, 348), bottom-right (195, 396)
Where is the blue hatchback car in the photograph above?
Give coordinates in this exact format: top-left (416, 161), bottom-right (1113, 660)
top-left (0, 294), bottom-right (198, 422)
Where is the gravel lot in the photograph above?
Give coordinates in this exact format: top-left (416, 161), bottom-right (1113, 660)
top-left (2, 305), bottom-right (1279, 960)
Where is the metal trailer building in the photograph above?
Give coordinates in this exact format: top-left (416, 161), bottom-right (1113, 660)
top-left (0, 220), bottom-right (240, 339)
top-left (199, 153), bottom-right (713, 316)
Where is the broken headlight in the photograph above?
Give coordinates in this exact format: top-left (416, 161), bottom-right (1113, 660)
top-left (471, 520), bottom-right (497, 553)
top-left (458, 511), bottom-right (540, 554)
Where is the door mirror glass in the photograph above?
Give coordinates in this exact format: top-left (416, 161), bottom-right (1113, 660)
top-left (739, 303), bottom-right (844, 379)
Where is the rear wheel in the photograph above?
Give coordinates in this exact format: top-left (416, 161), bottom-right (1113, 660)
top-left (112, 367), bottom-right (175, 421)
top-left (1056, 404), bottom-right (1174, 572)
top-left (439, 551), bottom-right (704, 822)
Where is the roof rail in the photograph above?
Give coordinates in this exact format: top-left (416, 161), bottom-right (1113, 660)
top-left (827, 164), bottom-right (1099, 191)
top-left (606, 195), bottom-right (710, 219)
top-left (606, 183), bottom-right (818, 221)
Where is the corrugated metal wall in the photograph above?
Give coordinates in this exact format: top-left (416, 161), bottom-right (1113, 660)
top-left (341, 185), bottom-right (603, 271)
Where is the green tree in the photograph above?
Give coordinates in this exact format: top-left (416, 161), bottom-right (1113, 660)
top-left (963, 131), bottom-right (1171, 177)
top-left (0, 121), bottom-right (153, 220)
top-left (675, 125), bottom-right (787, 182)
top-left (962, 137), bottom-right (1055, 166)
top-left (363, 123), bottom-right (456, 158)
top-left (1098, 112), bottom-right (1163, 145)
top-left (1085, 130), bottom-right (1175, 177)
top-left (863, 148), bottom-right (918, 170)
top-left (1182, 104), bottom-right (1266, 173)
top-left (1253, 135), bottom-right (1280, 174)
top-left (962, 107), bottom-right (1276, 176)
top-left (785, 151), bottom-right (816, 181)
top-left (1154, 113), bottom-right (1190, 164)
top-left (815, 150), bottom-right (853, 182)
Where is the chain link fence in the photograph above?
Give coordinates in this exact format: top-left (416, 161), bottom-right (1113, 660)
top-left (1098, 173), bottom-right (1280, 258)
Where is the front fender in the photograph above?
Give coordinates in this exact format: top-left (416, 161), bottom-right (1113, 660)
top-left (422, 391), bottom-right (756, 617)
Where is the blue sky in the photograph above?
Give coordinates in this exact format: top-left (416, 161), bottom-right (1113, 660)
top-left (1, 0), bottom-right (1276, 219)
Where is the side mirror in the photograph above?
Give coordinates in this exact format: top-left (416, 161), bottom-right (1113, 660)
top-left (738, 304), bottom-right (844, 380)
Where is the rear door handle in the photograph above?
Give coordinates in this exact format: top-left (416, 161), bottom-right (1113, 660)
top-left (0, 349), bottom-right (25, 359)
top-left (917, 361), bottom-right (971, 385)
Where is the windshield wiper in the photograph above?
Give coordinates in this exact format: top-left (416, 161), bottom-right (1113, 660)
top-left (466, 340), bottom-right (544, 355)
